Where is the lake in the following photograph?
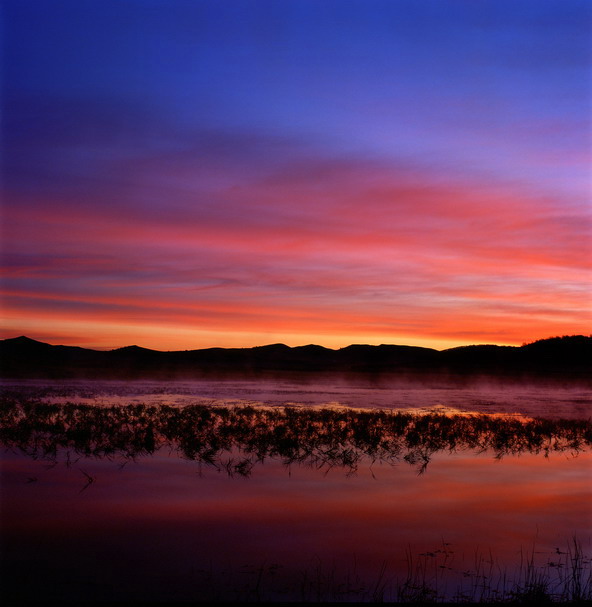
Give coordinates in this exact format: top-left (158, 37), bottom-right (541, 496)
top-left (1, 379), bottom-right (591, 603)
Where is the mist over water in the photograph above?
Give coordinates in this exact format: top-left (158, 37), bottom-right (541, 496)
top-left (2, 377), bottom-right (591, 418)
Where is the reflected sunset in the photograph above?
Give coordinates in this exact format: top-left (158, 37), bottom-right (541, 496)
top-left (1, 388), bottom-right (591, 603)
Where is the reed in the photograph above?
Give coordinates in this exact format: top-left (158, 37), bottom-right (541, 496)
top-left (183, 539), bottom-right (591, 603)
top-left (1, 399), bottom-right (590, 477)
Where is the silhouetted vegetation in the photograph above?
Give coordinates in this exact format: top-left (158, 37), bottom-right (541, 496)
top-left (1, 400), bottom-right (590, 476)
top-left (163, 537), bottom-right (590, 603)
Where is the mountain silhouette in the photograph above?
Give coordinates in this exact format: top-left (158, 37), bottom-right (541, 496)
top-left (1, 335), bottom-right (590, 381)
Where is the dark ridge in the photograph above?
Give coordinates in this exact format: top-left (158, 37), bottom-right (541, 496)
top-left (253, 343), bottom-right (291, 350)
top-left (112, 344), bottom-right (158, 353)
top-left (0, 334), bottom-right (590, 381)
top-left (6, 335), bottom-right (44, 345)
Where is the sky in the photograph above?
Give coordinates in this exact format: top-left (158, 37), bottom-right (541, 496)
top-left (1, 0), bottom-right (591, 351)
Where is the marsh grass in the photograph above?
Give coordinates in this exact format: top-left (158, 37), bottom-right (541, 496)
top-left (1, 400), bottom-right (590, 477)
top-left (183, 539), bottom-right (591, 604)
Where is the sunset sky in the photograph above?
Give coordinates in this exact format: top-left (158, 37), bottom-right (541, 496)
top-left (2, 0), bottom-right (591, 351)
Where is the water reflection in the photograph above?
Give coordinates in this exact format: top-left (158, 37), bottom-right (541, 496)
top-left (2, 400), bottom-right (590, 476)
top-left (1, 396), bottom-right (591, 603)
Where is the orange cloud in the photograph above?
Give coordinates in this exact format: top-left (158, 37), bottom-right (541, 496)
top-left (2, 155), bottom-right (590, 350)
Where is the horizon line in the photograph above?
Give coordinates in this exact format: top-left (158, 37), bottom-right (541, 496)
top-left (3, 333), bottom-right (588, 354)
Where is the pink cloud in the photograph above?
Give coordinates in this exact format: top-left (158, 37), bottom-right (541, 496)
top-left (2, 154), bottom-right (590, 349)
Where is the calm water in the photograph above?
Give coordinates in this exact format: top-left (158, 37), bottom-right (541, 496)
top-left (1, 380), bottom-right (591, 603)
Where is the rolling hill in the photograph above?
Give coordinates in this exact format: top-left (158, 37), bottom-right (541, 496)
top-left (1, 335), bottom-right (590, 381)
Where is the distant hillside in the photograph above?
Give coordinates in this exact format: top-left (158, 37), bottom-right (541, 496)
top-left (1, 335), bottom-right (590, 381)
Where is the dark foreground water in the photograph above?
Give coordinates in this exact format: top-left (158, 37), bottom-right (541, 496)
top-left (1, 380), bottom-right (591, 603)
